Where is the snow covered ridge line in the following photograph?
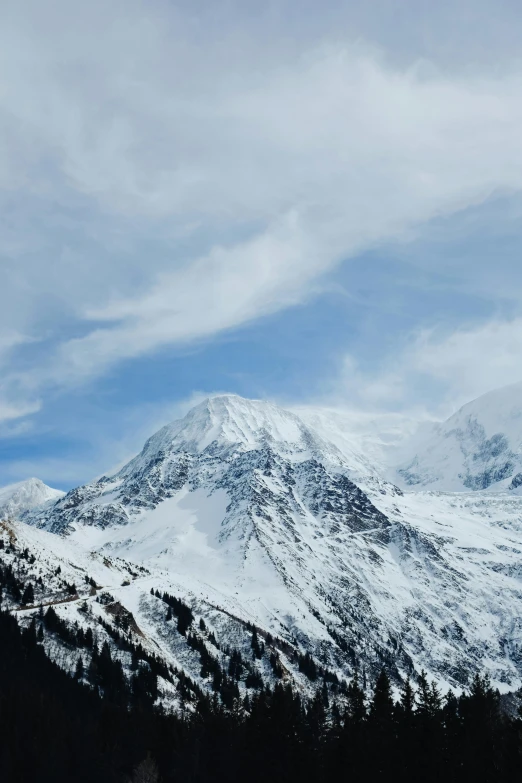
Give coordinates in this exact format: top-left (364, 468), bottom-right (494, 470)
top-left (8, 390), bottom-right (522, 693)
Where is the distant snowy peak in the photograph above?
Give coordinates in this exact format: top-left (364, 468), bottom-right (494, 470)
top-left (397, 382), bottom-right (522, 492)
top-left (0, 478), bottom-right (64, 520)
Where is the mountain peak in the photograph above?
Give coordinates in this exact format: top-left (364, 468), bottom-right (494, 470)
top-left (135, 394), bottom-right (318, 460)
top-left (0, 477), bottom-right (64, 520)
top-left (397, 382), bottom-right (522, 491)
top-left (186, 394), bottom-right (308, 447)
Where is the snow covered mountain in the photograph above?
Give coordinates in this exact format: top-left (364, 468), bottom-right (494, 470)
top-left (0, 477), bottom-right (64, 520)
top-left (15, 393), bottom-right (522, 697)
top-left (25, 396), bottom-right (397, 676)
top-left (397, 383), bottom-right (522, 492)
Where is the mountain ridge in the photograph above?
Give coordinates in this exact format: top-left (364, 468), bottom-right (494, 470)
top-left (6, 389), bottom-right (520, 697)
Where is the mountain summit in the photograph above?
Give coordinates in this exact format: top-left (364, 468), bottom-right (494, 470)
top-left (153, 394), bottom-right (321, 453)
top-left (0, 477), bottom-right (64, 521)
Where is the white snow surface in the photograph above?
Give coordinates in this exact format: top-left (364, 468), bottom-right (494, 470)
top-left (123, 395), bottom-right (327, 465)
top-left (0, 477), bottom-right (64, 520)
top-left (293, 405), bottom-right (429, 485)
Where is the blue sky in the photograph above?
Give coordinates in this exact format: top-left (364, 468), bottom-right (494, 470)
top-left (2, 0), bottom-right (522, 489)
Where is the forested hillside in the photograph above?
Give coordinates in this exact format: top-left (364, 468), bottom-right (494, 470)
top-left (1, 603), bottom-right (521, 783)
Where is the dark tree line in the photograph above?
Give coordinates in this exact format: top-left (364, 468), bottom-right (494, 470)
top-left (42, 603), bottom-right (182, 708)
top-left (1, 601), bottom-right (522, 783)
top-left (2, 563), bottom-right (522, 781)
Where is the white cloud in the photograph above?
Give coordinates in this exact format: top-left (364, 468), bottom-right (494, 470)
top-left (0, 399), bottom-right (41, 424)
top-left (411, 319), bottom-right (522, 406)
top-left (0, 332), bottom-right (40, 423)
top-left (3, 1), bottom-right (522, 411)
top-left (333, 318), bottom-right (522, 419)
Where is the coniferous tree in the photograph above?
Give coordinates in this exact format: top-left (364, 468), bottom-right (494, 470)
top-left (415, 670), bottom-right (444, 781)
top-left (394, 677), bottom-right (416, 779)
top-left (370, 668), bottom-right (394, 724)
top-left (347, 673), bottom-right (367, 726)
top-left (368, 669), bottom-right (396, 777)
top-left (460, 673), bottom-right (502, 782)
top-left (74, 656), bottom-right (84, 681)
top-left (251, 627), bottom-right (263, 659)
top-left (399, 677), bottom-right (415, 720)
top-left (22, 583), bottom-right (35, 605)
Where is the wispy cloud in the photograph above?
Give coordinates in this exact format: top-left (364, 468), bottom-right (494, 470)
top-left (332, 316), bottom-right (522, 419)
top-left (410, 319), bottom-right (522, 408)
top-left (2, 1), bottom-right (522, 423)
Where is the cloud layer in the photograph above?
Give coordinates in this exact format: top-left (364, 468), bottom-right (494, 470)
top-left (2, 1), bottom-right (522, 423)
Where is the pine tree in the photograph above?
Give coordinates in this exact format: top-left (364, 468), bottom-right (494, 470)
top-left (251, 627), bottom-right (263, 659)
top-left (346, 673), bottom-right (367, 725)
top-left (75, 656), bottom-right (84, 681)
top-left (395, 677), bottom-right (416, 779)
top-left (460, 673), bottom-right (501, 781)
top-left (21, 583), bottom-right (34, 605)
top-left (84, 627), bottom-right (94, 649)
top-left (415, 670), bottom-right (444, 781)
top-left (441, 689), bottom-right (461, 775)
top-left (368, 669), bottom-right (396, 777)
top-left (370, 669), bottom-right (394, 724)
top-left (399, 677), bottom-right (415, 720)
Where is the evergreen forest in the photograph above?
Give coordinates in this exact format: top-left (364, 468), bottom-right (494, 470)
top-left (1, 606), bottom-right (521, 783)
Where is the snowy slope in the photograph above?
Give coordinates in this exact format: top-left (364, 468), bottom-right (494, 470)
top-left (397, 383), bottom-right (522, 491)
top-left (293, 405), bottom-right (429, 487)
top-left (0, 515), bottom-right (338, 710)
top-left (19, 393), bottom-right (522, 692)
top-left (0, 477), bottom-right (64, 520)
